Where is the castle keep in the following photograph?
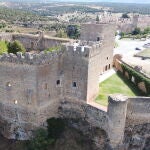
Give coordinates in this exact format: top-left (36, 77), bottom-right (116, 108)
top-left (0, 22), bottom-right (115, 139)
top-left (0, 23), bottom-right (150, 149)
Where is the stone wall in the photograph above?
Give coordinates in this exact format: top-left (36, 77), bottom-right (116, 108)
top-left (114, 58), bottom-right (150, 94)
top-left (80, 23), bottom-right (116, 74)
top-left (0, 33), bottom-right (70, 51)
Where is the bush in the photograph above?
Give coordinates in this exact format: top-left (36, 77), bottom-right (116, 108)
top-left (132, 27), bottom-right (141, 35)
top-left (47, 118), bottom-right (65, 139)
top-left (55, 29), bottom-right (67, 38)
top-left (122, 13), bottom-right (130, 18)
top-left (121, 63), bottom-right (150, 94)
top-left (7, 40), bottom-right (25, 54)
top-left (26, 128), bottom-right (54, 150)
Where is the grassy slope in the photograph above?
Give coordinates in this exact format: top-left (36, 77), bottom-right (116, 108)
top-left (0, 41), bottom-right (8, 55)
top-left (95, 73), bottom-right (144, 106)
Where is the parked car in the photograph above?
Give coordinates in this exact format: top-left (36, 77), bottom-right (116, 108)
top-left (135, 47), bottom-right (141, 50)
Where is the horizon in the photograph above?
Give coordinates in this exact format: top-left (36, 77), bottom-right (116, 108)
top-left (1, 0), bottom-right (150, 4)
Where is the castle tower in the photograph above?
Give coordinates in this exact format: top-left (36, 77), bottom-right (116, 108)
top-left (80, 23), bottom-right (116, 74)
top-left (108, 95), bottom-right (128, 148)
top-left (132, 14), bottom-right (139, 27)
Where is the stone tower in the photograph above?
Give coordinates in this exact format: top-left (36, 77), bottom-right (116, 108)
top-left (80, 23), bottom-right (116, 74)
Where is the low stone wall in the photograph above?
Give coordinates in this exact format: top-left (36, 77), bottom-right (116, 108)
top-left (114, 59), bottom-right (150, 94)
top-left (126, 97), bottom-right (150, 126)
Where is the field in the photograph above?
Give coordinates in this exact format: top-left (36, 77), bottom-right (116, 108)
top-left (135, 48), bottom-right (150, 58)
top-left (0, 41), bottom-right (8, 55)
top-left (95, 73), bottom-right (144, 106)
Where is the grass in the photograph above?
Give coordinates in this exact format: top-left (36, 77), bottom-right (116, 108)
top-left (0, 41), bottom-right (8, 55)
top-left (135, 48), bottom-right (150, 58)
top-left (95, 72), bottom-right (145, 106)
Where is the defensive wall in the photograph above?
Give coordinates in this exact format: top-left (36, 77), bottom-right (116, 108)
top-left (0, 23), bottom-right (149, 149)
top-left (114, 56), bottom-right (150, 95)
top-left (0, 32), bottom-right (70, 51)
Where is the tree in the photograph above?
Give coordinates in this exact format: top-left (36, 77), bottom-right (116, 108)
top-left (132, 27), bottom-right (141, 35)
top-left (120, 32), bottom-right (125, 38)
top-left (122, 13), bottom-right (130, 18)
top-left (7, 40), bottom-right (25, 54)
top-left (96, 15), bottom-right (100, 22)
top-left (26, 128), bottom-right (54, 150)
top-left (55, 29), bottom-right (67, 38)
top-left (143, 27), bottom-right (150, 34)
top-left (67, 25), bottom-right (80, 39)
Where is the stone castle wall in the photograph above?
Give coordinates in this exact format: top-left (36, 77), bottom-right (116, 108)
top-left (0, 33), bottom-right (70, 51)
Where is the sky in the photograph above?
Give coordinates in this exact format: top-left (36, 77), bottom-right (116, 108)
top-left (1, 0), bottom-right (150, 4)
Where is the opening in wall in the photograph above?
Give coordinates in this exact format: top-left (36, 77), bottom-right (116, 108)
top-left (97, 37), bottom-right (100, 41)
top-left (56, 80), bottom-right (60, 85)
top-left (6, 82), bottom-right (11, 87)
top-left (73, 82), bottom-right (77, 88)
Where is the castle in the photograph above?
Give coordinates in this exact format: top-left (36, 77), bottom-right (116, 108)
top-left (0, 23), bottom-right (150, 149)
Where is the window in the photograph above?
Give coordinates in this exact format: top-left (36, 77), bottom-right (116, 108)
top-left (97, 37), bottom-right (100, 41)
top-left (73, 82), bottom-right (77, 87)
top-left (107, 57), bottom-right (109, 60)
top-left (6, 82), bottom-right (11, 87)
top-left (14, 100), bottom-right (18, 105)
top-left (57, 80), bottom-right (60, 85)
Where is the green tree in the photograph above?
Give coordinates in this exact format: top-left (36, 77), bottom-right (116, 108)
top-left (67, 25), bottom-right (80, 39)
top-left (26, 129), bottom-right (54, 150)
top-left (120, 32), bottom-right (125, 38)
top-left (122, 13), bottom-right (130, 18)
top-left (56, 29), bottom-right (67, 38)
top-left (96, 15), bottom-right (100, 22)
top-left (143, 27), bottom-right (150, 34)
top-left (7, 40), bottom-right (25, 54)
top-left (132, 27), bottom-right (141, 35)
top-left (47, 118), bottom-right (65, 139)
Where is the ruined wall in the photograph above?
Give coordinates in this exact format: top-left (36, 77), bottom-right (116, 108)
top-left (13, 34), bottom-right (70, 51)
top-left (0, 33), bottom-right (70, 51)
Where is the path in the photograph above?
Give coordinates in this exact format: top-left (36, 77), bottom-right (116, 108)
top-left (99, 68), bottom-right (116, 83)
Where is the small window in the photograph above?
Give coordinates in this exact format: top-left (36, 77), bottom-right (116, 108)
top-left (107, 57), bottom-right (109, 60)
top-left (6, 82), bottom-right (11, 87)
top-left (97, 37), bottom-right (100, 41)
top-left (73, 82), bottom-right (77, 87)
top-left (14, 100), bottom-right (18, 105)
top-left (57, 80), bottom-right (60, 85)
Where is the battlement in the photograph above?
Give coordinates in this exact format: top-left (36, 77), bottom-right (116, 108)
top-left (62, 40), bottom-right (102, 58)
top-left (0, 50), bottom-right (63, 65)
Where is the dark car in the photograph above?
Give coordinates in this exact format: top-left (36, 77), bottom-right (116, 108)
top-left (135, 47), bottom-right (141, 50)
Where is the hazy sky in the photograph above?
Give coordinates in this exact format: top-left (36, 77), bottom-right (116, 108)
top-left (99, 0), bottom-right (150, 3)
top-left (2, 0), bottom-right (150, 3)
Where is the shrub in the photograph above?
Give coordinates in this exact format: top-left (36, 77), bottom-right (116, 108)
top-left (7, 40), bottom-right (25, 54)
top-left (122, 13), bottom-right (130, 18)
top-left (132, 27), bottom-right (141, 35)
top-left (47, 118), bottom-right (65, 139)
top-left (26, 128), bottom-right (54, 150)
top-left (121, 63), bottom-right (150, 94)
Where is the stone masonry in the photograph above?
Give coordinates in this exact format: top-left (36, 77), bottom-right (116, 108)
top-left (0, 23), bottom-right (150, 149)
